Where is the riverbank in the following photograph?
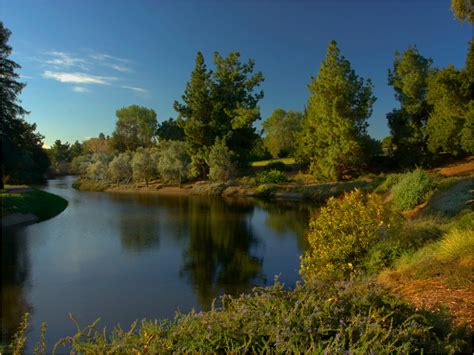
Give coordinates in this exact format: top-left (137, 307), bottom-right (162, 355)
top-left (0, 187), bottom-right (68, 227)
top-left (73, 176), bottom-right (381, 202)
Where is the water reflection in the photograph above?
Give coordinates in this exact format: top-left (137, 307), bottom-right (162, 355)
top-left (1, 177), bottom-right (311, 348)
top-left (181, 197), bottom-right (263, 309)
top-left (1, 230), bottom-right (32, 342)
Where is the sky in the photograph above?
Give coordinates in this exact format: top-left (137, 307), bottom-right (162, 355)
top-left (1, 0), bottom-right (472, 146)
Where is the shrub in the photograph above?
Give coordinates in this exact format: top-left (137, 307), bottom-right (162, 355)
top-left (9, 280), bottom-right (471, 354)
top-left (157, 141), bottom-right (190, 185)
top-left (132, 148), bottom-right (158, 186)
top-left (391, 169), bottom-right (433, 211)
top-left (254, 183), bottom-right (277, 199)
top-left (300, 189), bottom-right (398, 282)
top-left (207, 139), bottom-right (235, 182)
top-left (255, 169), bottom-right (287, 184)
top-left (374, 173), bottom-right (401, 193)
top-left (108, 152), bottom-right (132, 184)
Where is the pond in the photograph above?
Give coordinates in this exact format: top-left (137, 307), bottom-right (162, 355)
top-left (1, 176), bottom-right (313, 349)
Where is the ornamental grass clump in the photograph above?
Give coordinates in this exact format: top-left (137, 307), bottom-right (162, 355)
top-left (391, 169), bottom-right (433, 211)
top-left (300, 189), bottom-right (399, 282)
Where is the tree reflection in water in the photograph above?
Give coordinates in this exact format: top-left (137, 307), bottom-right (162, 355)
top-left (181, 197), bottom-right (263, 310)
top-left (1, 229), bottom-right (32, 343)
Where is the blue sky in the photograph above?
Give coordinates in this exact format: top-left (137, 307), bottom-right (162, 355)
top-left (2, 0), bottom-right (471, 146)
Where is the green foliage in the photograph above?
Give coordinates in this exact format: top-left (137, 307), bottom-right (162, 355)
top-left (426, 64), bottom-right (472, 155)
top-left (301, 189), bottom-right (398, 282)
top-left (253, 184), bottom-right (277, 199)
top-left (299, 40), bottom-right (376, 181)
top-left (206, 139), bottom-right (235, 182)
top-left (392, 225), bottom-right (474, 287)
top-left (262, 108), bottom-right (303, 158)
top-left (157, 141), bottom-right (190, 184)
top-left (132, 148), bottom-right (158, 186)
top-left (1, 188), bottom-right (68, 221)
top-left (156, 118), bottom-right (185, 141)
top-left (11, 280), bottom-right (471, 353)
top-left (375, 173), bottom-right (402, 193)
top-left (108, 152), bottom-right (133, 183)
top-left (364, 215), bottom-right (447, 274)
top-left (391, 169), bottom-right (433, 211)
top-left (387, 46), bottom-right (433, 166)
top-left (451, 0), bottom-right (474, 23)
top-left (72, 177), bottom-right (110, 192)
top-left (110, 105), bottom-right (158, 152)
top-left (174, 51), bottom-right (264, 171)
top-left (255, 169), bottom-right (287, 184)
top-left (0, 23), bottom-right (50, 187)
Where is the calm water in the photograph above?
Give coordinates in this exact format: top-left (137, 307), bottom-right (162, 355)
top-left (1, 176), bottom-right (312, 348)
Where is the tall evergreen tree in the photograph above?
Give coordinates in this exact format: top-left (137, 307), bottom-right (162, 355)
top-left (0, 22), bottom-right (49, 187)
top-left (174, 52), bottom-right (213, 175)
top-left (300, 40), bottom-right (375, 181)
top-left (387, 46), bottom-right (433, 166)
top-left (174, 51), bottom-right (264, 175)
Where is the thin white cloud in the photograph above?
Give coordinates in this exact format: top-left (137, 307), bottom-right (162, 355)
top-left (110, 64), bottom-right (131, 72)
top-left (90, 52), bottom-right (132, 72)
top-left (19, 74), bottom-right (33, 79)
top-left (72, 86), bottom-right (90, 93)
top-left (90, 53), bottom-right (130, 63)
top-left (122, 85), bottom-right (148, 93)
top-left (42, 71), bottom-right (117, 85)
top-left (45, 51), bottom-right (88, 69)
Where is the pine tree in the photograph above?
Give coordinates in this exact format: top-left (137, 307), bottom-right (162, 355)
top-left (387, 46), bottom-right (433, 166)
top-left (300, 40), bottom-right (375, 181)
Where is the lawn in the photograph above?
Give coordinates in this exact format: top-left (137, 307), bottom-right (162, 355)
top-left (1, 187), bottom-right (68, 221)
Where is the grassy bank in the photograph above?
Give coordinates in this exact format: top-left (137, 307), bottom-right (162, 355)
top-left (6, 165), bottom-right (472, 353)
top-left (1, 187), bottom-right (68, 222)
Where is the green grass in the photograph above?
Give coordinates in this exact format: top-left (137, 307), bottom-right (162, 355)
top-left (392, 225), bottom-right (474, 287)
top-left (1, 188), bottom-right (68, 221)
top-left (251, 157), bottom-right (295, 167)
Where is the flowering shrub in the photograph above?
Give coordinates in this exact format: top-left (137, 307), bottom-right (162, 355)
top-left (300, 189), bottom-right (398, 282)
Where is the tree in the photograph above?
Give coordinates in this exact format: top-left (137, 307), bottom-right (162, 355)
top-left (131, 148), bottom-right (158, 186)
top-left (0, 22), bottom-right (49, 187)
top-left (157, 141), bottom-right (191, 185)
top-left (211, 51), bottom-right (264, 166)
top-left (207, 138), bottom-right (235, 182)
top-left (299, 40), bottom-right (375, 181)
top-left (451, 0), bottom-right (474, 23)
top-left (108, 152), bottom-right (133, 183)
top-left (262, 109), bottom-right (303, 159)
top-left (83, 135), bottom-right (110, 155)
top-left (387, 46), bottom-right (433, 166)
top-left (425, 64), bottom-right (472, 155)
top-left (156, 118), bottom-right (185, 141)
top-left (69, 140), bottom-right (84, 159)
top-left (111, 105), bottom-right (158, 152)
top-left (174, 51), bottom-right (264, 174)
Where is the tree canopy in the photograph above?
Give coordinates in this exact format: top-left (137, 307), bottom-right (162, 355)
top-left (0, 22), bottom-right (49, 186)
top-left (174, 51), bottom-right (264, 174)
top-left (299, 40), bottom-right (375, 181)
top-left (111, 105), bottom-right (158, 152)
top-left (262, 109), bottom-right (303, 159)
top-left (387, 46), bottom-right (433, 166)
